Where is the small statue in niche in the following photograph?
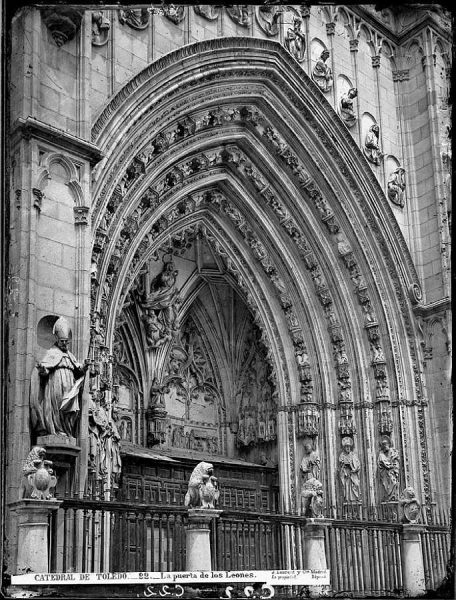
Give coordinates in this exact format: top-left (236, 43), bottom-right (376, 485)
top-left (88, 395), bottom-right (109, 479)
top-left (226, 5), bottom-right (250, 27)
top-left (377, 436), bottom-right (400, 501)
top-left (312, 49), bottom-right (333, 93)
top-left (387, 167), bottom-right (406, 208)
top-left (285, 17), bottom-right (306, 62)
top-left (364, 124), bottom-right (383, 165)
top-left (91, 11), bottom-right (110, 45)
top-left (118, 8), bottom-right (149, 29)
top-left (399, 487), bottom-right (421, 523)
top-left (300, 477), bottom-right (324, 517)
top-left (30, 317), bottom-right (88, 439)
top-left (339, 88), bottom-right (358, 128)
top-left (102, 405), bottom-right (122, 490)
top-left (184, 461), bottom-right (220, 509)
top-left (338, 437), bottom-right (361, 502)
top-left (300, 437), bottom-right (321, 481)
top-left (21, 446), bottom-right (57, 500)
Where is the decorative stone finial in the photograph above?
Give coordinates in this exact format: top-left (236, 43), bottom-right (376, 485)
top-left (184, 462), bottom-right (220, 509)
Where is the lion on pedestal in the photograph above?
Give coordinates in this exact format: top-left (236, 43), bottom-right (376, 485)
top-left (184, 461), bottom-right (220, 509)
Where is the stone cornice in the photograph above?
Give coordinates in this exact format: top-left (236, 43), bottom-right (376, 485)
top-left (412, 297), bottom-right (451, 318)
top-left (12, 117), bottom-right (103, 166)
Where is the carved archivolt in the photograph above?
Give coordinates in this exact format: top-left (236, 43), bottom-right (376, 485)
top-left (90, 39), bottom-right (428, 512)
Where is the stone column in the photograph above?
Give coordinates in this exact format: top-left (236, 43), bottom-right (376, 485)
top-left (9, 499), bottom-right (61, 574)
top-left (186, 508), bottom-right (222, 571)
top-left (303, 518), bottom-right (331, 597)
top-left (401, 524), bottom-right (426, 597)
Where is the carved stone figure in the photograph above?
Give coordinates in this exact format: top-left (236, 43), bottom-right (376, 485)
top-left (21, 446), bottom-right (57, 500)
top-left (163, 5), bottom-right (185, 25)
top-left (300, 477), bottom-right (324, 517)
top-left (377, 436), bottom-right (400, 500)
top-left (312, 49), bottom-right (333, 93)
top-left (118, 8), bottom-right (149, 30)
top-left (226, 5), bottom-right (250, 27)
top-left (387, 167), bottom-right (406, 207)
top-left (103, 408), bottom-right (122, 489)
top-left (146, 379), bottom-right (169, 446)
top-left (41, 7), bottom-right (84, 47)
top-left (140, 257), bottom-right (181, 348)
top-left (184, 462), bottom-right (220, 509)
top-left (88, 396), bottom-right (108, 478)
top-left (30, 317), bottom-right (88, 438)
top-left (338, 437), bottom-right (361, 502)
top-left (300, 437), bottom-right (321, 481)
top-left (255, 6), bottom-right (280, 36)
top-left (364, 124), bottom-right (383, 165)
top-left (194, 5), bottom-right (220, 20)
top-left (399, 487), bottom-right (421, 523)
top-left (339, 88), bottom-right (358, 128)
top-left (91, 11), bottom-right (110, 45)
top-left (285, 17), bottom-right (306, 62)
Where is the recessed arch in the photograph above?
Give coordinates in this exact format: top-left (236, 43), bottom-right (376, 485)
top-left (89, 37), bottom-right (431, 516)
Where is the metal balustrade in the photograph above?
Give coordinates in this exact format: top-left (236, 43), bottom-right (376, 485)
top-left (47, 496), bottom-right (451, 597)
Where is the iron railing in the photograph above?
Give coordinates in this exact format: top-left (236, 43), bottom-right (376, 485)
top-left (48, 497), bottom-right (451, 597)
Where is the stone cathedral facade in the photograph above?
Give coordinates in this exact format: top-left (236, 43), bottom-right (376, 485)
top-left (4, 4), bottom-right (452, 597)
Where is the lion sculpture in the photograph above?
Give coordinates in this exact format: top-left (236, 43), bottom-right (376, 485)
top-left (21, 446), bottom-right (57, 500)
top-left (184, 461), bottom-right (220, 509)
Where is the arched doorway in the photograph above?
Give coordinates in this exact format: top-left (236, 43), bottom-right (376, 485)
top-left (79, 36), bottom-right (437, 582)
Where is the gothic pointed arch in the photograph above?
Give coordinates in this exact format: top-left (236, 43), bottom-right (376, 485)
top-left (88, 37), bottom-right (433, 519)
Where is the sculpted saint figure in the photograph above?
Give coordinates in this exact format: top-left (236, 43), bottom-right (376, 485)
top-left (339, 88), bottom-right (358, 128)
top-left (30, 317), bottom-right (88, 438)
top-left (285, 17), bottom-right (306, 62)
top-left (300, 477), bottom-right (324, 517)
top-left (377, 436), bottom-right (400, 500)
top-left (300, 437), bottom-right (321, 481)
top-left (312, 49), bottom-right (333, 93)
top-left (140, 258), bottom-right (181, 348)
top-left (338, 437), bottom-right (361, 502)
top-left (387, 167), bottom-right (406, 207)
top-left (364, 124), bottom-right (383, 165)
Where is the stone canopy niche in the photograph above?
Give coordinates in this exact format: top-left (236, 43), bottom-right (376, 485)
top-left (112, 236), bottom-right (278, 467)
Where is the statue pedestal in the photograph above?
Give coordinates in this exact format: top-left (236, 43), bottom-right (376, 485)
top-left (303, 518), bottom-right (331, 597)
top-left (185, 508), bottom-right (222, 571)
top-left (37, 435), bottom-right (80, 456)
top-left (401, 524), bottom-right (426, 597)
top-left (9, 499), bottom-right (61, 574)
